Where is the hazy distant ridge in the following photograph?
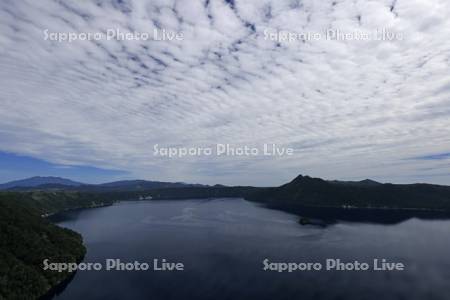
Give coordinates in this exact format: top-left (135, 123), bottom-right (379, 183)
top-left (0, 176), bottom-right (83, 189)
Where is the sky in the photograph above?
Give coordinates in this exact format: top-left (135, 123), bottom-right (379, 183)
top-left (0, 0), bottom-right (450, 186)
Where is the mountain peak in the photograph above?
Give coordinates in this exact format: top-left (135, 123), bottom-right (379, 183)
top-left (359, 179), bottom-right (381, 185)
top-left (290, 174), bottom-right (323, 183)
top-left (281, 174), bottom-right (327, 188)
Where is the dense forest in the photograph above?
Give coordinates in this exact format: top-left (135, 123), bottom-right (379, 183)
top-left (0, 193), bottom-right (86, 300)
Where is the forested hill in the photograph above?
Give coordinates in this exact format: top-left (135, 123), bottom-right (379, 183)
top-left (0, 193), bottom-right (86, 299)
top-left (245, 175), bottom-right (450, 211)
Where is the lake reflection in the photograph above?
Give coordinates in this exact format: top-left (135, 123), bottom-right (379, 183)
top-left (50, 198), bottom-right (450, 300)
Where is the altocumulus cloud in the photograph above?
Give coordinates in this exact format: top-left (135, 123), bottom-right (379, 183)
top-left (0, 0), bottom-right (450, 185)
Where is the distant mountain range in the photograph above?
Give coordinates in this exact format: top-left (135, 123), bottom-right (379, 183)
top-left (0, 176), bottom-right (83, 190)
top-left (95, 180), bottom-right (207, 190)
top-left (0, 176), bottom-right (208, 191)
top-left (2, 174), bottom-right (450, 211)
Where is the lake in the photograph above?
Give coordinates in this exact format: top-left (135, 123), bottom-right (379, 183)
top-left (49, 198), bottom-right (450, 300)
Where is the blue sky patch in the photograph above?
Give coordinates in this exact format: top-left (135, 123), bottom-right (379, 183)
top-left (0, 151), bottom-right (128, 184)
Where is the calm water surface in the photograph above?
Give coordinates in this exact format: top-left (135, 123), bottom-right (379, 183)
top-left (50, 198), bottom-right (450, 300)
